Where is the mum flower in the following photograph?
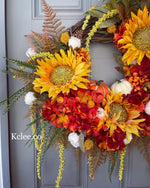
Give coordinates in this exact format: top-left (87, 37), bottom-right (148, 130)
top-left (118, 6), bottom-right (150, 65)
top-left (98, 92), bottom-right (145, 143)
top-left (33, 49), bottom-right (91, 100)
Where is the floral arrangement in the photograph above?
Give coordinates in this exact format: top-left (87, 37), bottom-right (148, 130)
top-left (1, 0), bottom-right (150, 187)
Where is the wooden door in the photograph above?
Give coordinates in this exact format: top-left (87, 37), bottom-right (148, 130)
top-left (6, 0), bottom-right (150, 188)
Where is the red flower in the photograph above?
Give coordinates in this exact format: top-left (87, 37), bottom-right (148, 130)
top-left (87, 126), bottom-right (126, 151)
top-left (113, 24), bottom-right (126, 51)
top-left (124, 89), bottom-right (149, 106)
top-left (139, 112), bottom-right (150, 136)
top-left (42, 89), bottom-right (101, 132)
top-left (123, 56), bottom-right (150, 106)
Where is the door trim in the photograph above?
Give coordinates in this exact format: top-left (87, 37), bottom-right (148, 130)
top-left (0, 0), bottom-right (11, 187)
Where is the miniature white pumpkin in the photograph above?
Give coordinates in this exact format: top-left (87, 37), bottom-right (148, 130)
top-left (145, 101), bottom-right (150, 115)
top-left (111, 79), bottom-right (133, 95)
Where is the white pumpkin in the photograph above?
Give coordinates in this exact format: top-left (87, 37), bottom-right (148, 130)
top-left (111, 79), bottom-right (133, 95)
top-left (145, 101), bottom-right (150, 115)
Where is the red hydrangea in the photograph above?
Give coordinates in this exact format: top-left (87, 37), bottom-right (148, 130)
top-left (42, 89), bottom-right (101, 132)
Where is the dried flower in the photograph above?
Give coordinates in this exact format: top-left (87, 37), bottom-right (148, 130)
top-left (24, 92), bottom-right (36, 105)
top-left (68, 36), bottom-right (81, 50)
top-left (107, 25), bottom-right (116, 33)
top-left (68, 132), bottom-right (80, 148)
top-left (84, 139), bottom-right (94, 150)
top-left (26, 48), bottom-right (36, 57)
top-left (61, 32), bottom-right (70, 45)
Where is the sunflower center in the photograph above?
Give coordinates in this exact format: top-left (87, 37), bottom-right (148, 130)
top-left (50, 65), bottom-right (74, 85)
top-left (133, 26), bottom-right (150, 51)
top-left (109, 102), bottom-right (128, 122)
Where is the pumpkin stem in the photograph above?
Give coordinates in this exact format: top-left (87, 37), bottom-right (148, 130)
top-left (116, 80), bottom-right (121, 83)
top-left (97, 80), bottom-right (104, 85)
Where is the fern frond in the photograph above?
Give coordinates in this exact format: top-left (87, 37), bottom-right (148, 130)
top-left (8, 65), bottom-right (35, 85)
top-left (2, 83), bottom-right (32, 114)
top-left (88, 146), bottom-right (108, 181)
top-left (0, 85), bottom-right (30, 107)
top-left (73, 147), bottom-right (80, 166)
top-left (2, 70), bottom-right (14, 76)
top-left (25, 31), bottom-right (43, 52)
top-left (135, 136), bottom-right (150, 166)
top-left (42, 29), bottom-right (58, 53)
top-left (30, 100), bottom-right (45, 116)
top-left (6, 57), bottom-right (37, 70)
top-left (42, 0), bottom-right (65, 41)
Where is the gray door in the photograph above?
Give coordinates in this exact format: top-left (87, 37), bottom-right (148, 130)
top-left (6, 0), bottom-right (150, 188)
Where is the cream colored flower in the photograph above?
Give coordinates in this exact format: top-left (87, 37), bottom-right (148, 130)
top-left (26, 48), bottom-right (36, 57)
top-left (68, 132), bottom-right (79, 148)
top-left (24, 92), bottom-right (36, 105)
top-left (68, 36), bottom-right (81, 50)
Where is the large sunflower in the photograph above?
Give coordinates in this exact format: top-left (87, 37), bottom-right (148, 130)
top-left (97, 91), bottom-right (145, 142)
top-left (119, 6), bottom-right (150, 65)
top-left (33, 49), bottom-right (91, 100)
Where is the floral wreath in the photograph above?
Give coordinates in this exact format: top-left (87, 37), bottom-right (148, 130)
top-left (1, 0), bottom-right (150, 187)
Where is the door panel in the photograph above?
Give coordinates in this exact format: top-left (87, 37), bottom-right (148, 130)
top-left (6, 0), bottom-right (150, 188)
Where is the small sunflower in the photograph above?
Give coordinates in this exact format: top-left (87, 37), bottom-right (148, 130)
top-left (33, 49), bottom-right (91, 100)
top-left (98, 91), bottom-right (145, 142)
top-left (119, 6), bottom-right (150, 65)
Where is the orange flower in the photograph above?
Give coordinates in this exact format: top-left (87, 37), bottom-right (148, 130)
top-left (75, 48), bottom-right (92, 66)
top-left (61, 32), bottom-right (70, 45)
top-left (107, 25), bottom-right (116, 33)
top-left (84, 139), bottom-right (94, 150)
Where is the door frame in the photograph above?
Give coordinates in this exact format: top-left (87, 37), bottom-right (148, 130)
top-left (0, 0), bottom-right (11, 187)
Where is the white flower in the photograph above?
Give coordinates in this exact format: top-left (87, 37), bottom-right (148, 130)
top-left (145, 101), bottom-right (150, 115)
top-left (96, 107), bottom-right (106, 119)
top-left (123, 133), bottom-right (132, 145)
top-left (26, 48), bottom-right (36, 57)
top-left (111, 79), bottom-right (133, 95)
top-left (68, 132), bottom-right (79, 148)
top-left (24, 92), bottom-right (36, 105)
top-left (68, 36), bottom-right (81, 50)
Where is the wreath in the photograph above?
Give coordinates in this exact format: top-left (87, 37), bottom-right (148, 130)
top-left (1, 0), bottom-right (150, 187)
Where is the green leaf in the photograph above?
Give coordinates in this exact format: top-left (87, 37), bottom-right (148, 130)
top-left (113, 53), bottom-right (124, 66)
top-left (46, 127), bottom-right (64, 151)
top-left (25, 122), bottom-right (47, 147)
top-left (24, 116), bottom-right (43, 132)
top-left (99, 17), bottom-right (120, 29)
top-left (88, 6), bottom-right (108, 18)
top-left (108, 151), bottom-right (119, 183)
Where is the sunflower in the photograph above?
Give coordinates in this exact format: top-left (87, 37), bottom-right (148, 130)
top-left (119, 6), bottom-right (150, 65)
top-left (33, 49), bottom-right (91, 100)
top-left (97, 91), bottom-right (145, 142)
